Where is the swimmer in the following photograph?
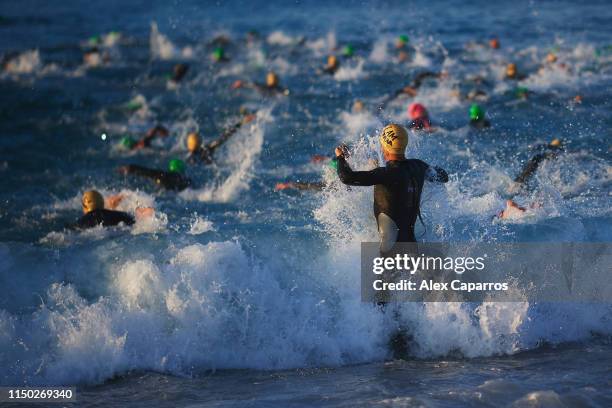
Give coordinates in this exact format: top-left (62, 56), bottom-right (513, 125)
top-left (407, 103), bottom-right (433, 131)
top-left (171, 63), bottom-right (189, 82)
top-left (186, 111), bottom-right (256, 164)
top-left (508, 138), bottom-right (564, 193)
top-left (489, 38), bottom-right (500, 49)
top-left (342, 44), bottom-right (355, 58)
top-left (469, 104), bottom-right (491, 129)
top-left (505, 63), bottom-right (527, 80)
top-left (231, 71), bottom-right (289, 95)
top-left (320, 55), bottom-right (340, 75)
top-left (380, 71), bottom-right (448, 108)
top-left (212, 47), bottom-right (229, 63)
top-left (275, 158), bottom-right (340, 192)
top-left (275, 181), bottom-right (326, 192)
top-left (497, 200), bottom-right (542, 219)
top-left (118, 159), bottom-right (192, 191)
top-left (334, 124), bottom-right (448, 252)
top-left (121, 125), bottom-right (170, 150)
top-left (73, 190), bottom-right (152, 229)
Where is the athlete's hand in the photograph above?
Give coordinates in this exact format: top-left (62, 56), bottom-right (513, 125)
top-left (275, 182), bottom-right (293, 191)
top-left (106, 194), bottom-right (124, 210)
top-left (231, 80), bottom-right (243, 90)
top-left (335, 144), bottom-right (349, 158)
top-left (135, 206), bottom-right (155, 220)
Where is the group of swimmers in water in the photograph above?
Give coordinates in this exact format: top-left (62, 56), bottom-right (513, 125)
top-left (16, 30), bottom-right (574, 251)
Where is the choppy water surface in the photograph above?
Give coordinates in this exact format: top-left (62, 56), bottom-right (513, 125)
top-left (0, 0), bottom-right (611, 406)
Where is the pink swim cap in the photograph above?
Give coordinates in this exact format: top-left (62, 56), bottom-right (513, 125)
top-left (408, 103), bottom-right (427, 120)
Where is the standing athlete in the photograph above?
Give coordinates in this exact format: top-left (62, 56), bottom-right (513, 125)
top-left (334, 124), bottom-right (448, 253)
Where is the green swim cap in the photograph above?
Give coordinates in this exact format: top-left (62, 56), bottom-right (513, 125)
top-left (469, 104), bottom-right (484, 121)
top-left (126, 101), bottom-right (143, 111)
top-left (213, 47), bottom-right (225, 61)
top-left (120, 136), bottom-right (135, 149)
top-left (398, 35), bottom-right (409, 44)
top-left (168, 158), bottom-right (185, 173)
top-left (516, 86), bottom-right (529, 98)
top-left (88, 35), bottom-right (101, 45)
top-left (329, 158), bottom-right (339, 170)
top-left (342, 44), bottom-right (354, 57)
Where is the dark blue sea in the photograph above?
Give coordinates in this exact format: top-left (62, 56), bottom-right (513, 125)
top-left (1, 0), bottom-right (611, 406)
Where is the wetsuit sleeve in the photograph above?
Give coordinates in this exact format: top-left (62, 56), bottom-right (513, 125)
top-left (206, 122), bottom-right (242, 153)
top-left (125, 164), bottom-right (166, 180)
top-left (514, 153), bottom-right (546, 184)
top-left (412, 71), bottom-right (439, 89)
top-left (104, 210), bottom-right (135, 226)
top-left (292, 182), bottom-right (325, 191)
top-left (336, 157), bottom-right (388, 186)
top-left (73, 210), bottom-right (134, 229)
top-left (425, 165), bottom-right (449, 183)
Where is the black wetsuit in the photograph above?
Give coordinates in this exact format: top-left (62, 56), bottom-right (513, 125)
top-left (336, 157), bottom-right (448, 243)
top-left (171, 64), bottom-right (189, 82)
top-left (322, 65), bottom-right (339, 75)
top-left (188, 121), bottom-right (246, 164)
top-left (379, 71), bottom-right (443, 110)
top-left (470, 118), bottom-right (491, 129)
top-left (124, 164), bottom-right (192, 191)
top-left (252, 83), bottom-right (288, 95)
top-left (74, 209), bottom-right (134, 229)
top-left (410, 71), bottom-right (442, 89)
top-left (286, 181), bottom-right (326, 191)
top-left (408, 117), bottom-right (431, 130)
top-left (514, 147), bottom-right (562, 185)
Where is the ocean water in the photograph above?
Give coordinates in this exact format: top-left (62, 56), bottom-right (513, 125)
top-left (0, 0), bottom-right (611, 406)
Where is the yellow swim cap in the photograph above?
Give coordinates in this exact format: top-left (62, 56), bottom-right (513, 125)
top-left (187, 132), bottom-right (201, 153)
top-left (82, 190), bottom-right (104, 214)
top-left (266, 71), bottom-right (279, 88)
top-left (506, 63), bottom-right (517, 78)
top-left (327, 55), bottom-right (338, 68)
top-left (550, 138), bottom-right (562, 148)
top-left (379, 124), bottom-right (408, 155)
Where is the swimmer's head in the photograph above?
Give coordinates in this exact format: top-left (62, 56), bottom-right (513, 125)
top-left (342, 44), bottom-right (354, 57)
top-left (379, 124), bottom-right (408, 156)
top-left (469, 103), bottom-right (484, 121)
top-left (212, 47), bottom-right (225, 62)
top-left (549, 138), bottom-right (562, 148)
top-left (266, 71), bottom-right (279, 88)
top-left (396, 35), bottom-right (409, 49)
top-left (352, 100), bottom-right (364, 113)
top-left (120, 136), bottom-right (136, 149)
top-left (516, 86), bottom-right (529, 98)
top-left (327, 55), bottom-right (339, 69)
top-left (546, 52), bottom-right (557, 64)
top-left (82, 190), bottom-right (104, 214)
top-left (489, 38), bottom-right (500, 49)
top-left (408, 103), bottom-right (427, 120)
top-left (186, 132), bottom-right (200, 153)
top-left (168, 158), bottom-right (186, 174)
top-left (506, 63), bottom-right (517, 78)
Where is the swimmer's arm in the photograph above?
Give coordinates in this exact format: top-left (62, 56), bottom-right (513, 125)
top-left (336, 157), bottom-right (387, 186)
top-left (425, 165), bottom-right (449, 183)
top-left (411, 71), bottom-right (439, 88)
top-left (514, 154), bottom-right (545, 184)
top-left (206, 122), bottom-right (242, 152)
top-left (119, 164), bottom-right (164, 180)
